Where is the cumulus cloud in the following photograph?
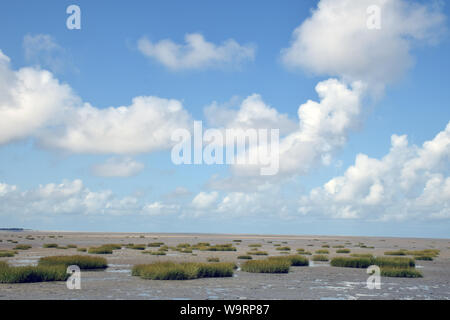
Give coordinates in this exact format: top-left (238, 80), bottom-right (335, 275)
top-left (227, 79), bottom-right (366, 179)
top-left (299, 122), bottom-right (450, 221)
top-left (204, 94), bottom-right (298, 135)
top-left (138, 33), bottom-right (255, 70)
top-left (0, 50), bottom-right (191, 153)
top-left (40, 96), bottom-right (191, 154)
top-left (191, 191), bottom-right (218, 210)
top-left (281, 0), bottom-right (445, 88)
top-left (91, 157), bottom-right (145, 177)
top-left (0, 50), bottom-right (78, 144)
top-left (0, 179), bottom-right (142, 217)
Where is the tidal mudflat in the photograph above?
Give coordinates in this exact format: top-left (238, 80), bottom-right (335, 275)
top-left (0, 231), bottom-right (449, 300)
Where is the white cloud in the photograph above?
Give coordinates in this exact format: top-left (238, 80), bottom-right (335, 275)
top-left (91, 157), bottom-right (145, 177)
top-left (40, 96), bottom-right (191, 154)
top-left (23, 34), bottom-right (75, 74)
top-left (299, 122), bottom-right (450, 221)
top-left (0, 179), bottom-right (141, 217)
top-left (0, 50), bottom-right (192, 153)
top-left (142, 202), bottom-right (180, 216)
top-left (228, 79), bottom-right (366, 178)
top-left (191, 191), bottom-right (218, 210)
top-left (281, 0), bottom-right (445, 88)
top-left (138, 33), bottom-right (255, 70)
top-left (204, 94), bottom-right (298, 135)
top-left (0, 50), bottom-right (78, 144)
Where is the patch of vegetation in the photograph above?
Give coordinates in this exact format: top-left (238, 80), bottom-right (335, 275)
top-left (237, 255), bottom-right (252, 260)
top-left (0, 261), bottom-right (68, 283)
top-left (380, 267), bottom-right (423, 278)
top-left (200, 244), bottom-right (236, 251)
top-left (241, 259), bottom-right (290, 273)
top-left (350, 253), bottom-right (373, 258)
top-left (269, 255), bottom-right (309, 266)
top-left (247, 251), bottom-right (268, 256)
top-left (333, 245), bottom-right (345, 248)
top-left (207, 257), bottom-right (220, 262)
top-left (384, 250), bottom-right (407, 256)
top-left (414, 255), bottom-right (433, 261)
top-left (336, 249), bottom-right (351, 254)
top-left (67, 244), bottom-right (77, 249)
top-left (331, 256), bottom-right (415, 268)
top-left (77, 248), bottom-right (87, 252)
top-left (88, 246), bottom-right (113, 254)
top-left (276, 246), bottom-right (291, 251)
top-left (142, 251), bottom-right (166, 255)
top-left (312, 255), bottom-right (329, 262)
top-left (321, 245), bottom-right (330, 248)
top-left (0, 250), bottom-right (17, 258)
top-left (232, 240), bottom-right (242, 243)
top-left (43, 243), bottom-right (59, 248)
top-left (148, 242), bottom-right (164, 247)
top-left (248, 244), bottom-right (262, 248)
top-left (132, 262), bottom-right (234, 280)
top-left (315, 249), bottom-right (329, 254)
top-left (126, 244), bottom-right (146, 250)
top-left (39, 255), bottom-right (107, 269)
top-left (13, 244), bottom-right (32, 250)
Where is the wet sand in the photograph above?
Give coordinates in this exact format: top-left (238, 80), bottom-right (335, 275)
top-left (1, 231), bottom-right (449, 300)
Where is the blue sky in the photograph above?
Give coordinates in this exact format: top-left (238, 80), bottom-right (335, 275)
top-left (0, 0), bottom-right (449, 238)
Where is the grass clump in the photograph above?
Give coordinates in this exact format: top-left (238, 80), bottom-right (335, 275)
top-left (350, 253), bottom-right (373, 258)
top-left (380, 267), bottom-right (423, 278)
top-left (237, 255), bottom-right (252, 260)
top-left (13, 244), bottom-right (32, 250)
top-left (331, 256), bottom-right (415, 268)
top-left (331, 257), bottom-right (372, 268)
top-left (43, 243), bottom-right (59, 248)
top-left (207, 257), bottom-right (220, 262)
top-left (312, 255), bottom-right (329, 262)
top-left (39, 255), bottom-right (107, 269)
top-left (201, 244), bottom-right (236, 251)
top-left (142, 251), bottom-right (166, 256)
top-left (0, 250), bottom-right (17, 257)
top-left (0, 262), bottom-right (68, 283)
top-left (127, 244), bottom-right (146, 250)
top-left (77, 248), bottom-right (87, 252)
top-left (384, 250), bottom-right (407, 256)
top-left (315, 249), bottom-right (329, 254)
top-left (88, 246), bottom-right (113, 254)
top-left (132, 262), bottom-right (234, 280)
top-left (232, 240), bottom-right (242, 243)
top-left (247, 251), bottom-right (268, 256)
top-left (336, 249), bottom-right (351, 254)
top-left (269, 255), bottom-right (309, 266)
top-left (321, 245), bottom-right (330, 248)
top-left (333, 245), bottom-right (345, 248)
top-left (276, 246), bottom-right (291, 251)
top-left (241, 259), bottom-right (290, 273)
top-left (148, 242), bottom-right (164, 247)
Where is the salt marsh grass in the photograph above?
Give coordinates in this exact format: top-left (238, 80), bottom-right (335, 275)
top-left (132, 262), bottom-right (234, 280)
top-left (13, 244), bottom-right (32, 250)
top-left (39, 255), bottom-right (107, 269)
top-left (0, 261), bottom-right (68, 283)
top-left (336, 249), bottom-right (351, 254)
top-left (241, 259), bottom-right (290, 273)
top-left (312, 255), bottom-right (329, 262)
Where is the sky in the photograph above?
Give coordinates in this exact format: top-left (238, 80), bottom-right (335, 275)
top-left (0, 0), bottom-right (449, 238)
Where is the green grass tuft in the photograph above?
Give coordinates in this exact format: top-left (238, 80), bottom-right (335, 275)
top-left (13, 244), bottom-right (32, 250)
top-left (132, 262), bottom-right (234, 280)
top-left (312, 254), bottom-right (329, 262)
top-left (315, 249), bottom-right (329, 254)
top-left (336, 249), bottom-right (351, 254)
top-left (39, 255), bottom-right (107, 269)
top-left (0, 262), bottom-right (68, 283)
top-left (380, 267), bottom-right (423, 278)
top-left (241, 259), bottom-right (290, 273)
top-left (237, 255), bottom-right (252, 260)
